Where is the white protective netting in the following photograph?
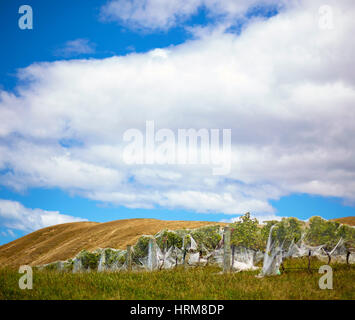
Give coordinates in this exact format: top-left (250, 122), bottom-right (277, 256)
top-left (37, 223), bottom-right (354, 274)
top-left (259, 229), bottom-right (354, 276)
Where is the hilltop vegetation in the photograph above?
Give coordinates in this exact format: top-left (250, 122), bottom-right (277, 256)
top-left (229, 213), bottom-right (355, 251)
top-left (35, 213), bottom-right (355, 274)
top-left (0, 215), bottom-right (354, 269)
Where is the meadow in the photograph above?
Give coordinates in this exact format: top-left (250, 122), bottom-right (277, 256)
top-left (0, 258), bottom-right (354, 300)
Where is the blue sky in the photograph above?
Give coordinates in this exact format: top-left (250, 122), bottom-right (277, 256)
top-left (0, 0), bottom-right (189, 90)
top-left (0, 0), bottom-right (354, 245)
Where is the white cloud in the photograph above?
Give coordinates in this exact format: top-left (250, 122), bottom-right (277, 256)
top-left (1, 0), bottom-right (355, 219)
top-left (55, 38), bottom-right (95, 57)
top-left (0, 199), bottom-right (87, 232)
top-left (6, 229), bottom-right (16, 237)
top-left (100, 0), bottom-right (283, 31)
top-left (221, 214), bottom-right (282, 224)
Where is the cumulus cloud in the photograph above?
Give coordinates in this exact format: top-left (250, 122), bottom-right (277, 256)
top-left (0, 199), bottom-right (87, 232)
top-left (1, 0), bottom-right (355, 221)
top-left (54, 38), bottom-right (96, 57)
top-left (100, 0), bottom-right (283, 31)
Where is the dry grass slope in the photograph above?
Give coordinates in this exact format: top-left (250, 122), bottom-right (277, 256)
top-left (331, 216), bottom-right (355, 226)
top-left (0, 218), bottom-right (226, 267)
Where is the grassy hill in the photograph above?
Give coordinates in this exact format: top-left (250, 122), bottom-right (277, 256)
top-left (0, 218), bottom-right (225, 267)
top-left (331, 216), bottom-right (355, 226)
top-left (1, 216), bottom-right (353, 268)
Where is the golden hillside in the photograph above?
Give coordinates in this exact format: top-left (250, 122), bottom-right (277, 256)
top-left (0, 218), bottom-right (226, 267)
top-left (331, 216), bottom-right (355, 226)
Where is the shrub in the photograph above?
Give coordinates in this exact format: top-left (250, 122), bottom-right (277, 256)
top-left (191, 225), bottom-right (222, 251)
top-left (156, 230), bottom-right (183, 250)
top-left (78, 250), bottom-right (100, 270)
top-left (231, 213), bottom-right (263, 250)
top-left (132, 236), bottom-right (150, 263)
top-left (305, 216), bottom-right (341, 249)
top-left (104, 248), bottom-right (126, 266)
top-left (337, 224), bottom-right (355, 248)
top-left (274, 217), bottom-right (303, 247)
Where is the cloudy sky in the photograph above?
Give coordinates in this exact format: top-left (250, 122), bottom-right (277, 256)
top-left (0, 0), bottom-right (355, 244)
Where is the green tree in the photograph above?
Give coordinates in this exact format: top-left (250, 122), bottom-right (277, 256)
top-left (230, 212), bottom-right (262, 250)
top-left (276, 218), bottom-right (303, 246)
top-left (191, 225), bottom-right (222, 251)
top-left (132, 236), bottom-right (150, 263)
top-left (78, 250), bottom-right (100, 270)
top-left (305, 216), bottom-right (341, 250)
top-left (156, 230), bottom-right (183, 250)
top-left (336, 223), bottom-right (355, 248)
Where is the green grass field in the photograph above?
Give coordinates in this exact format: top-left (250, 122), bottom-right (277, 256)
top-left (0, 258), bottom-right (354, 300)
